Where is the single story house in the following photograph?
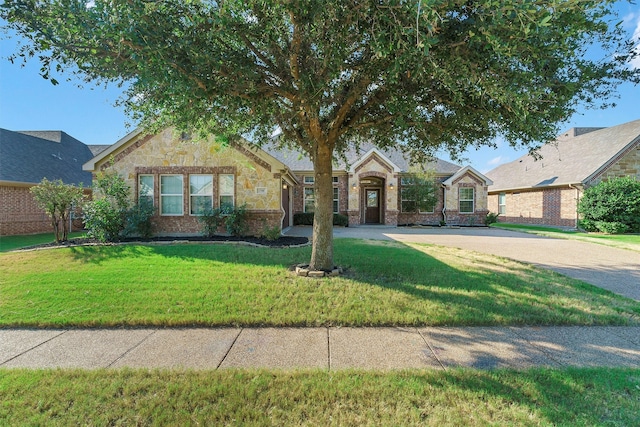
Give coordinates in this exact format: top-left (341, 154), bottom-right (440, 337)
top-left (485, 118), bottom-right (640, 228)
top-left (0, 129), bottom-right (97, 236)
top-left (83, 128), bottom-right (493, 235)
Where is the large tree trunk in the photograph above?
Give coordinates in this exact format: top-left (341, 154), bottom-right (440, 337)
top-left (309, 143), bottom-right (334, 271)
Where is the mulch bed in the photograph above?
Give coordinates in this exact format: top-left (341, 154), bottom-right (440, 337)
top-left (20, 235), bottom-right (309, 251)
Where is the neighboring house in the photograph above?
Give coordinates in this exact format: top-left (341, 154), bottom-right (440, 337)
top-left (83, 128), bottom-right (493, 236)
top-left (485, 119), bottom-right (640, 228)
top-left (0, 129), bottom-right (96, 236)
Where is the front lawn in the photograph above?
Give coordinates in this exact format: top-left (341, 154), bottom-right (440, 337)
top-left (491, 223), bottom-right (640, 252)
top-left (1, 239), bottom-right (637, 327)
top-left (1, 368), bottom-right (638, 426)
top-left (0, 232), bottom-right (86, 253)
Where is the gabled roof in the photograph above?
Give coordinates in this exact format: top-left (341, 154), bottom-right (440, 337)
top-left (82, 127), bottom-right (299, 185)
top-left (264, 141), bottom-right (462, 175)
top-left (486, 119), bottom-right (640, 192)
top-left (0, 128), bottom-right (94, 186)
top-left (442, 165), bottom-right (493, 187)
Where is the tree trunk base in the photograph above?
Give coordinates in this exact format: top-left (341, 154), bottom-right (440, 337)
top-left (293, 264), bottom-right (343, 278)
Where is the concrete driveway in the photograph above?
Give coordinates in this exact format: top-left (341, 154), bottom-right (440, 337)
top-left (285, 226), bottom-right (640, 301)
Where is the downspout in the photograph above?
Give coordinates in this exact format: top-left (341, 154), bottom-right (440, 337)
top-left (441, 184), bottom-right (447, 226)
top-left (568, 183), bottom-right (583, 230)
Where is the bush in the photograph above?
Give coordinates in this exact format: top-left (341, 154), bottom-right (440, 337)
top-left (594, 221), bottom-right (630, 234)
top-left (84, 170), bottom-right (130, 242)
top-left (294, 212), bottom-right (349, 226)
top-left (84, 198), bottom-right (126, 242)
top-left (294, 212), bottom-right (314, 225)
top-left (123, 199), bottom-right (155, 238)
top-left (333, 213), bottom-right (349, 227)
top-left (199, 208), bottom-right (225, 237)
top-left (578, 176), bottom-right (640, 233)
top-left (260, 220), bottom-right (282, 241)
top-left (485, 212), bottom-right (499, 225)
top-left (224, 204), bottom-right (249, 236)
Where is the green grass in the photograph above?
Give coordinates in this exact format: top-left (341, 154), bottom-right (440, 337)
top-left (1, 368), bottom-right (638, 426)
top-left (0, 232), bottom-right (86, 253)
top-left (491, 223), bottom-right (640, 252)
top-left (1, 239), bottom-right (638, 327)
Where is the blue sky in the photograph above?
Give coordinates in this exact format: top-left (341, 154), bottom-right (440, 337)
top-left (1, 2), bottom-right (639, 173)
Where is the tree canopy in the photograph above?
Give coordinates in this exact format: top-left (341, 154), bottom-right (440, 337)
top-left (3, 0), bottom-right (639, 269)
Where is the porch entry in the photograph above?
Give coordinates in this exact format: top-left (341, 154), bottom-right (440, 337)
top-left (365, 189), bottom-right (380, 223)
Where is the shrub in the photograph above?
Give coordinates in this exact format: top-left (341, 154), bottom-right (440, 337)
top-left (260, 220), bottom-right (282, 241)
top-left (294, 212), bottom-right (314, 225)
top-left (485, 212), bottom-right (499, 225)
top-left (594, 221), bottom-right (630, 234)
top-left (123, 199), bottom-right (155, 238)
top-left (294, 212), bottom-right (349, 226)
top-left (198, 207), bottom-right (225, 237)
top-left (224, 204), bottom-right (249, 236)
top-left (578, 176), bottom-right (640, 233)
top-left (333, 213), bottom-right (349, 227)
top-left (84, 198), bottom-right (126, 242)
top-left (84, 169), bottom-right (131, 242)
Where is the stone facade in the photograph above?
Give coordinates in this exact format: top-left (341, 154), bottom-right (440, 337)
top-left (95, 129), bottom-right (286, 236)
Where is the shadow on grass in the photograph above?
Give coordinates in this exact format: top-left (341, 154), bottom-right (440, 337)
top-left (64, 238), bottom-right (640, 327)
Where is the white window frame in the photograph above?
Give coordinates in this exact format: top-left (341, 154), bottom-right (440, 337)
top-left (498, 192), bottom-right (506, 215)
top-left (333, 187), bottom-right (339, 214)
top-left (304, 176), bottom-right (315, 184)
top-left (138, 174), bottom-right (154, 207)
top-left (332, 176), bottom-right (339, 184)
top-left (219, 174), bottom-right (235, 211)
top-left (189, 174), bottom-right (213, 216)
top-left (304, 187), bottom-right (315, 213)
top-left (459, 187), bottom-right (475, 214)
top-left (160, 174), bottom-right (184, 216)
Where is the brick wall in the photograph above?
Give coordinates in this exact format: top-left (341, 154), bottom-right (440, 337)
top-left (151, 210), bottom-right (282, 236)
top-left (488, 187), bottom-right (579, 227)
top-left (0, 184), bottom-right (85, 236)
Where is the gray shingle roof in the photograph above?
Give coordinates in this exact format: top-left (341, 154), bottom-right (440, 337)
top-left (486, 119), bottom-right (640, 192)
top-left (0, 129), bottom-right (94, 186)
top-left (264, 141), bottom-right (461, 175)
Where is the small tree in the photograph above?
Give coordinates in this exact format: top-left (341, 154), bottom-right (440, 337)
top-left (30, 178), bottom-right (84, 243)
top-left (578, 176), bottom-right (640, 233)
top-left (400, 169), bottom-right (438, 214)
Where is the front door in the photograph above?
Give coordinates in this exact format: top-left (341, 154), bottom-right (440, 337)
top-left (365, 189), bottom-right (380, 223)
top-left (281, 184), bottom-right (290, 229)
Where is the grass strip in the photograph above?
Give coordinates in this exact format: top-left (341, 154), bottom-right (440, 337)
top-left (0, 232), bottom-right (86, 253)
top-left (1, 368), bottom-right (638, 426)
top-left (1, 239), bottom-right (638, 327)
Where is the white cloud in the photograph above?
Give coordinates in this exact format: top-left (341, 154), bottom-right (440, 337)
top-left (488, 156), bottom-right (505, 166)
top-left (631, 15), bottom-right (640, 69)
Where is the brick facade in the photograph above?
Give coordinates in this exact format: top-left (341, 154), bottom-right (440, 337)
top-left (488, 187), bottom-right (581, 228)
top-left (0, 184), bottom-right (85, 236)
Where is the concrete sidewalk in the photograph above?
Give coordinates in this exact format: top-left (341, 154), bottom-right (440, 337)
top-left (2, 326), bottom-right (639, 370)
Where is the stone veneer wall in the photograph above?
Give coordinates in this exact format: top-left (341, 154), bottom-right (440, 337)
top-left (591, 143), bottom-right (640, 184)
top-left (96, 129), bottom-right (283, 236)
top-left (443, 173), bottom-right (489, 225)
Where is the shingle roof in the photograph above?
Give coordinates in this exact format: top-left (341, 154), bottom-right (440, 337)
top-left (486, 119), bottom-right (640, 192)
top-left (264, 141), bottom-right (461, 175)
top-left (0, 129), bottom-right (94, 186)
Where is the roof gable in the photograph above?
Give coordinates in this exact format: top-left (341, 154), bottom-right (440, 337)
top-left (442, 165), bottom-right (493, 187)
top-left (0, 128), bottom-right (94, 186)
top-left (264, 141), bottom-right (461, 175)
top-left (486, 119), bottom-right (640, 192)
